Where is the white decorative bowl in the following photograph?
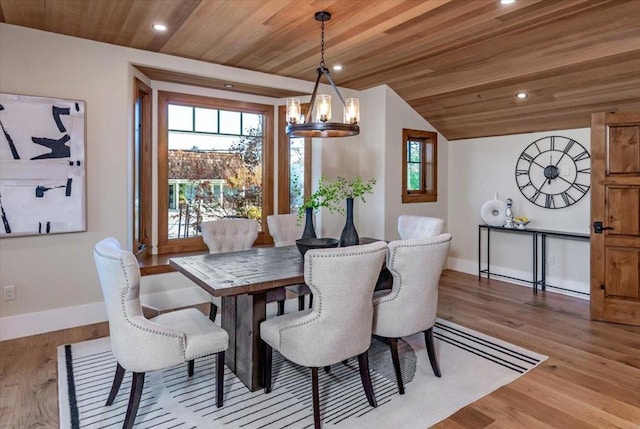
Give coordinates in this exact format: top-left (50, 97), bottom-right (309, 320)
top-left (480, 199), bottom-right (507, 226)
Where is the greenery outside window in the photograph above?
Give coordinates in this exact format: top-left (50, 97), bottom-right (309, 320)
top-left (158, 91), bottom-right (274, 253)
top-left (402, 129), bottom-right (437, 203)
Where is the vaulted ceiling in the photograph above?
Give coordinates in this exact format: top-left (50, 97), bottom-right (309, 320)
top-left (1, 0), bottom-right (639, 140)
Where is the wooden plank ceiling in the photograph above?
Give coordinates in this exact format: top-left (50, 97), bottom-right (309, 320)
top-left (1, 0), bottom-right (638, 140)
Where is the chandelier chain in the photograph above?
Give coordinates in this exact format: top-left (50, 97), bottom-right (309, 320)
top-left (319, 20), bottom-right (325, 69)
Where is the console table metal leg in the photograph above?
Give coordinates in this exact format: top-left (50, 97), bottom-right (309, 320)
top-left (478, 226), bottom-right (481, 280)
top-left (533, 232), bottom-right (538, 294)
top-left (487, 228), bottom-right (491, 279)
top-left (541, 234), bottom-right (547, 291)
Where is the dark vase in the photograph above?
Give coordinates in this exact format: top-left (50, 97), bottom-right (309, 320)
top-left (301, 207), bottom-right (317, 239)
top-left (339, 197), bottom-right (359, 247)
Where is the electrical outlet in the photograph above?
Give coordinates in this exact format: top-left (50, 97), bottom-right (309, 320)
top-left (3, 285), bottom-right (16, 301)
top-left (547, 254), bottom-right (555, 266)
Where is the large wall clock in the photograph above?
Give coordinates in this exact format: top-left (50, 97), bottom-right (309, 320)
top-left (515, 135), bottom-right (591, 209)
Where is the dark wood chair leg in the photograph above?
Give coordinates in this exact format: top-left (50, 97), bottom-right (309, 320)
top-left (389, 338), bottom-right (405, 394)
top-left (309, 293), bottom-right (313, 308)
top-left (188, 359), bottom-right (194, 377)
top-left (216, 351), bottom-right (225, 408)
top-left (311, 367), bottom-right (321, 429)
top-left (357, 351), bottom-right (377, 408)
top-left (264, 343), bottom-right (273, 394)
top-left (277, 299), bottom-right (285, 316)
top-left (106, 362), bottom-right (125, 406)
top-left (123, 372), bottom-right (145, 429)
top-left (424, 327), bottom-right (441, 377)
top-left (298, 295), bottom-right (305, 311)
top-left (209, 302), bottom-right (218, 322)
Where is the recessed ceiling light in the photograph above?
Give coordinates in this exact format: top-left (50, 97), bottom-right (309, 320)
top-left (224, 84), bottom-right (234, 88)
top-left (515, 91), bottom-right (528, 99)
top-left (152, 24), bottom-right (167, 31)
top-left (500, 0), bottom-right (516, 4)
top-left (333, 65), bottom-right (343, 71)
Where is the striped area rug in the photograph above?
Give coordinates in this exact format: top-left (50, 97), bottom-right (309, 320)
top-left (58, 318), bottom-right (546, 429)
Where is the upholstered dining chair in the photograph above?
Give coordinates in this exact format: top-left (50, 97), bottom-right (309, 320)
top-left (93, 238), bottom-right (228, 429)
top-left (267, 213), bottom-right (313, 311)
top-left (261, 241), bottom-right (388, 428)
top-left (201, 218), bottom-right (287, 320)
top-left (372, 233), bottom-right (452, 394)
top-left (397, 215), bottom-right (445, 239)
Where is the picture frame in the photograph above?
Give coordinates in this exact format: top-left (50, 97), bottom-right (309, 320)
top-left (0, 93), bottom-right (86, 237)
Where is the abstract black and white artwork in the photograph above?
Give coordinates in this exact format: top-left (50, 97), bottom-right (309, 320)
top-left (0, 93), bottom-right (86, 237)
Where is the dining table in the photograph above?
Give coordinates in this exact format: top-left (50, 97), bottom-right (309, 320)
top-left (169, 238), bottom-right (388, 392)
top-left (170, 245), bottom-right (306, 392)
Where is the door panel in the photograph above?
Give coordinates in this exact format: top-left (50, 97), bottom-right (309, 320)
top-left (605, 248), bottom-right (639, 298)
top-left (609, 126), bottom-right (640, 173)
top-left (590, 112), bottom-right (640, 326)
top-left (606, 187), bottom-right (640, 235)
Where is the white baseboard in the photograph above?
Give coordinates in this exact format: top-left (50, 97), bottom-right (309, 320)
top-left (0, 260), bottom-right (588, 341)
top-left (0, 285), bottom-right (210, 341)
top-left (447, 256), bottom-right (589, 300)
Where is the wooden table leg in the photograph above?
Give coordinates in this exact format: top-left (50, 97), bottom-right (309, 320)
top-left (221, 292), bottom-right (267, 392)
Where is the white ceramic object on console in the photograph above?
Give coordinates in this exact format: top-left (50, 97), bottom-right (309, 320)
top-left (480, 194), bottom-right (507, 227)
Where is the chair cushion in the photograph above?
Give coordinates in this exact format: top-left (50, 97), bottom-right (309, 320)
top-left (372, 289), bottom-right (392, 302)
top-left (152, 308), bottom-right (228, 361)
top-left (260, 309), bottom-right (313, 353)
top-left (398, 215), bottom-right (445, 239)
top-left (285, 283), bottom-right (310, 296)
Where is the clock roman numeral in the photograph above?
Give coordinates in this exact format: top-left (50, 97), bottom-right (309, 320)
top-left (571, 182), bottom-right (589, 193)
top-left (550, 136), bottom-right (556, 151)
top-left (519, 152), bottom-right (534, 163)
top-left (563, 139), bottom-right (575, 154)
top-left (578, 167), bottom-right (591, 174)
top-left (533, 142), bottom-right (542, 154)
top-left (545, 194), bottom-right (555, 208)
top-left (519, 181), bottom-right (533, 191)
top-left (531, 189), bottom-right (542, 203)
top-left (572, 150), bottom-right (589, 161)
top-left (516, 169), bottom-right (529, 176)
top-left (561, 191), bottom-right (576, 206)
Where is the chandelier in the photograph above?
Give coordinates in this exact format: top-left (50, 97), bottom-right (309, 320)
top-left (286, 11), bottom-right (360, 138)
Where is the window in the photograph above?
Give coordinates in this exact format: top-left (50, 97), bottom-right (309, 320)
top-left (402, 129), bottom-right (437, 203)
top-left (157, 91), bottom-right (274, 253)
top-left (133, 79), bottom-right (152, 258)
top-left (277, 105), bottom-right (311, 214)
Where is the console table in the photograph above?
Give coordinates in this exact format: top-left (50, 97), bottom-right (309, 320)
top-left (478, 225), bottom-right (590, 295)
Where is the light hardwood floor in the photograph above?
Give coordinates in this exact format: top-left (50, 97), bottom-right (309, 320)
top-left (1, 271), bottom-right (639, 428)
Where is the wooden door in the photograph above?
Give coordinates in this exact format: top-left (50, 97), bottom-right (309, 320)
top-left (590, 112), bottom-right (640, 326)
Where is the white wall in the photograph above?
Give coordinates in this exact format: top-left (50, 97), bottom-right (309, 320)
top-left (353, 85), bottom-right (449, 242)
top-left (0, 23), bottom-right (362, 339)
top-left (447, 128), bottom-right (591, 296)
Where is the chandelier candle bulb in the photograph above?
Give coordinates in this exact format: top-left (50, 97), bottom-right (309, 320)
top-left (286, 98), bottom-right (300, 124)
top-left (316, 95), bottom-right (331, 122)
top-left (285, 11), bottom-right (359, 138)
top-left (345, 98), bottom-right (360, 124)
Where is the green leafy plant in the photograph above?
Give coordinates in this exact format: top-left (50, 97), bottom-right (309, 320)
top-left (297, 176), bottom-right (376, 219)
top-left (335, 176), bottom-right (376, 202)
top-left (297, 176), bottom-right (343, 220)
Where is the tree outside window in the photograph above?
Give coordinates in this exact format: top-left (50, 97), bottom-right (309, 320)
top-left (157, 91), bottom-right (273, 253)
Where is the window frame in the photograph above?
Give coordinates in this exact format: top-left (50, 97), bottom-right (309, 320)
top-left (157, 91), bottom-right (274, 253)
top-left (277, 105), bottom-right (312, 214)
top-left (132, 78), bottom-right (152, 259)
top-left (402, 128), bottom-right (438, 203)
